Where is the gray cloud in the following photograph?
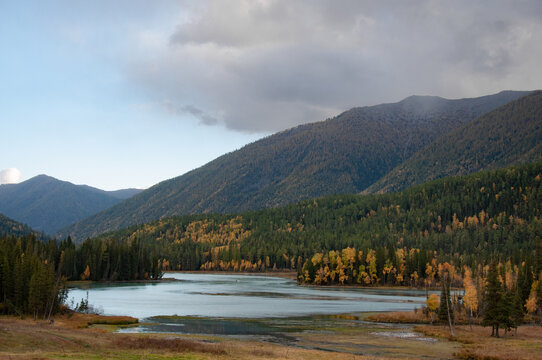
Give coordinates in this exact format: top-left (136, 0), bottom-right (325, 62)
top-left (161, 101), bottom-right (218, 126)
top-left (127, 0), bottom-right (542, 133)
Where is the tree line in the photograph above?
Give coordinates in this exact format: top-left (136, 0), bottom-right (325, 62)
top-left (0, 233), bottom-right (162, 318)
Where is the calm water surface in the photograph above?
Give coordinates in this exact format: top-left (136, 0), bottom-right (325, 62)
top-left (67, 272), bottom-right (426, 319)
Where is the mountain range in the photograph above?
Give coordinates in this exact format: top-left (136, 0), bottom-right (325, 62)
top-left (0, 175), bottom-right (142, 234)
top-left (58, 90), bottom-right (540, 241)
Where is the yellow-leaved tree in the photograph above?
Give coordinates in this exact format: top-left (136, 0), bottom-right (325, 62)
top-left (426, 293), bottom-right (439, 324)
top-left (80, 265), bottom-right (91, 281)
top-left (463, 266), bottom-right (478, 329)
top-left (525, 281), bottom-right (538, 314)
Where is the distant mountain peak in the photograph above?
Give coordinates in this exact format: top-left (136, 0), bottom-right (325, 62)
top-left (0, 175), bottom-right (143, 234)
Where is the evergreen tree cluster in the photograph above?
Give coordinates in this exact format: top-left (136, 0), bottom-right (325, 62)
top-left (482, 260), bottom-right (533, 337)
top-left (0, 235), bottom-right (65, 318)
top-left (0, 233), bottom-right (163, 317)
top-left (59, 236), bottom-right (163, 282)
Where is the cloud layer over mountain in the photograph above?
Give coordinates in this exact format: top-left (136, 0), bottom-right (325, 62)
top-left (126, 0), bottom-right (542, 132)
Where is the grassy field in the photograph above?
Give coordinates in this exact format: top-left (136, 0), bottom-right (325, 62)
top-left (0, 314), bottom-right (410, 360)
top-left (0, 312), bottom-right (540, 359)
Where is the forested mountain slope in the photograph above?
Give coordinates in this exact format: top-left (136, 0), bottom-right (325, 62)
top-left (59, 90), bottom-right (529, 241)
top-left (365, 90), bottom-right (542, 194)
top-left (0, 213), bottom-right (45, 239)
top-left (0, 175), bottom-right (135, 234)
top-left (86, 160), bottom-right (542, 276)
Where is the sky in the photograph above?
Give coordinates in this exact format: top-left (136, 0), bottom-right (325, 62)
top-left (1, 1), bottom-right (541, 190)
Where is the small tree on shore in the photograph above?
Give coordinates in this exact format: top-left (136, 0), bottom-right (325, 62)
top-left (426, 294), bottom-right (439, 324)
top-left (438, 263), bottom-right (454, 337)
top-left (463, 267), bottom-right (478, 330)
top-left (525, 281), bottom-right (538, 321)
top-left (483, 262), bottom-right (507, 337)
top-left (510, 290), bottom-right (524, 335)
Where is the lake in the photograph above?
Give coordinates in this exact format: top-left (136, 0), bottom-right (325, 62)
top-left (67, 273), bottom-right (458, 357)
top-left (67, 272), bottom-right (427, 319)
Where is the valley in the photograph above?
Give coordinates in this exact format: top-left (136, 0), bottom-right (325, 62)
top-left (1, 91), bottom-right (541, 360)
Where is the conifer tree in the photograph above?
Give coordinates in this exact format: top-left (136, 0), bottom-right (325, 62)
top-left (483, 262), bottom-right (505, 337)
top-left (536, 237), bottom-right (542, 322)
top-left (510, 290), bottom-right (524, 335)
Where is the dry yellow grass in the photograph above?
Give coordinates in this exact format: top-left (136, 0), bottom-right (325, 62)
top-left (0, 315), bottom-right (411, 359)
top-left (367, 310), bottom-right (430, 323)
top-left (416, 325), bottom-right (542, 360)
top-left (56, 313), bottom-right (139, 328)
top-left (113, 336), bottom-right (226, 355)
top-left (1, 313), bottom-right (539, 360)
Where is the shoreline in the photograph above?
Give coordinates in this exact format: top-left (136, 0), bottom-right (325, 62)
top-left (167, 269), bottom-right (298, 279)
top-left (69, 271), bottom-right (459, 292)
top-left (67, 270), bottom-right (298, 287)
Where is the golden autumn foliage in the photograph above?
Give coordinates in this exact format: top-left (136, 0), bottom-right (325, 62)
top-left (525, 281), bottom-right (538, 314)
top-left (426, 293), bottom-right (439, 312)
top-left (463, 266), bottom-right (478, 314)
top-left (80, 265), bottom-right (91, 280)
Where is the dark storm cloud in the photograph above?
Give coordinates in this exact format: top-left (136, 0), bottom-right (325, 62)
top-left (128, 0), bottom-right (542, 133)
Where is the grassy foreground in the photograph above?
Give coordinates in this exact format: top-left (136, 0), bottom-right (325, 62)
top-left (417, 325), bottom-right (542, 360)
top-left (1, 312), bottom-right (540, 359)
top-left (0, 313), bottom-right (407, 360)
top-left (367, 311), bottom-right (542, 360)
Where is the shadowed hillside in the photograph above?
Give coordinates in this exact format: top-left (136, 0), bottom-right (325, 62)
top-left (0, 213), bottom-right (46, 240)
top-left (365, 90), bottom-right (542, 194)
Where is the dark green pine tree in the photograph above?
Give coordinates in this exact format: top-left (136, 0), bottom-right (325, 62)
top-left (483, 262), bottom-right (505, 337)
top-left (536, 237), bottom-right (542, 278)
top-left (510, 290), bottom-right (524, 335)
top-left (536, 237), bottom-right (542, 314)
top-left (501, 289), bottom-right (514, 337)
top-left (517, 260), bottom-right (533, 306)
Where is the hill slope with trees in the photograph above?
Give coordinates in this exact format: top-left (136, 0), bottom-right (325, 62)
top-left (84, 161), bottom-right (542, 278)
top-left (59, 91), bottom-right (530, 241)
top-left (365, 90), bottom-right (542, 194)
top-left (0, 213), bottom-right (45, 240)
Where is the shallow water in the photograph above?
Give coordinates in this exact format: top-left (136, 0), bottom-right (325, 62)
top-left (67, 272), bottom-right (427, 319)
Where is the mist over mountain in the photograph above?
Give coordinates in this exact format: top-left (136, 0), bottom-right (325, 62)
top-left (0, 175), bottom-right (142, 234)
top-left (58, 90), bottom-right (532, 241)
